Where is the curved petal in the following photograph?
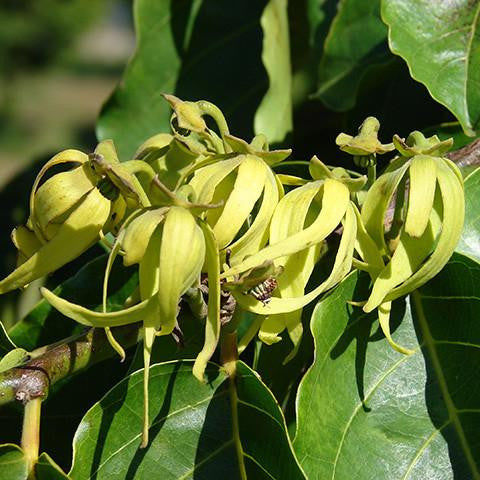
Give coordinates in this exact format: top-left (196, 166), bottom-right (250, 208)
top-left (0, 188), bottom-right (110, 294)
top-left (361, 161), bottom-right (410, 254)
top-left (234, 203), bottom-right (356, 314)
top-left (405, 155), bottom-right (437, 237)
top-left (29, 149), bottom-right (89, 220)
top-left (228, 166), bottom-right (279, 264)
top-left (189, 156), bottom-right (243, 204)
top-left (378, 301), bottom-right (414, 355)
top-left (211, 155), bottom-right (266, 248)
top-left (384, 158), bottom-right (464, 302)
top-left (352, 204), bottom-right (384, 277)
top-left (363, 210), bottom-right (440, 313)
top-left (41, 287), bottom-right (158, 327)
top-left (121, 208), bottom-right (167, 266)
top-left (221, 179), bottom-right (349, 279)
top-left (157, 207), bottom-right (205, 335)
top-left (193, 221), bottom-right (221, 382)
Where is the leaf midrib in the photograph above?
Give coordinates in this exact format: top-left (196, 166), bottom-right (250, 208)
top-left (412, 290), bottom-right (480, 479)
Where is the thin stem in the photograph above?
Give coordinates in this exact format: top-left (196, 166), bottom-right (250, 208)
top-left (197, 101), bottom-right (230, 140)
top-left (366, 163), bottom-right (376, 188)
top-left (228, 372), bottom-right (247, 480)
top-left (21, 398), bottom-right (42, 479)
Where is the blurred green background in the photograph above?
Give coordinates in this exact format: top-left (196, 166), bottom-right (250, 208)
top-left (0, 0), bottom-right (135, 328)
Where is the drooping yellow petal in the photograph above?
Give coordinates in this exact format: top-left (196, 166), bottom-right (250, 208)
top-left (221, 178), bottom-right (349, 279)
top-left (41, 287), bottom-right (158, 327)
top-left (234, 203), bottom-right (356, 314)
top-left (383, 158), bottom-right (464, 302)
top-left (138, 224), bottom-right (163, 448)
top-left (189, 156), bottom-right (243, 204)
top-left (228, 166), bottom-right (279, 264)
top-left (405, 155), bottom-right (437, 237)
top-left (193, 221), bottom-right (221, 382)
top-left (29, 149), bottom-right (89, 235)
top-left (157, 207), bottom-right (205, 335)
top-left (121, 208), bottom-right (168, 266)
top-left (211, 156), bottom-right (267, 248)
top-left (0, 188), bottom-right (110, 294)
top-left (361, 161), bottom-right (410, 254)
top-left (102, 240), bottom-right (126, 360)
top-left (377, 301), bottom-right (414, 355)
top-left (11, 226), bottom-right (42, 266)
top-left (352, 204), bottom-right (384, 277)
top-left (33, 165), bottom-right (96, 240)
top-left (363, 213), bottom-right (439, 313)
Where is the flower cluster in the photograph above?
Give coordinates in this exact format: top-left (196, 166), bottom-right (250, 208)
top-left (0, 97), bottom-right (464, 446)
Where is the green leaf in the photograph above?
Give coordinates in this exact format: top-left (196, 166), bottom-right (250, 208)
top-left (456, 167), bottom-right (480, 263)
top-left (312, 0), bottom-right (390, 110)
top-left (294, 256), bottom-right (480, 478)
top-left (70, 361), bottom-right (305, 479)
top-left (97, 0), bottom-right (270, 159)
top-left (36, 453), bottom-right (70, 480)
top-left (8, 254), bottom-right (138, 351)
top-left (254, 0), bottom-right (292, 143)
top-left (382, 0), bottom-right (480, 136)
top-left (0, 348), bottom-right (29, 373)
top-left (0, 444), bottom-right (28, 480)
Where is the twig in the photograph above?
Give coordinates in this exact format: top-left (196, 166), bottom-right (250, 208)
top-left (0, 324), bottom-right (141, 407)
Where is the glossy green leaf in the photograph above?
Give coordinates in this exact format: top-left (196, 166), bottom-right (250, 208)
top-left (0, 348), bottom-right (29, 373)
top-left (8, 254), bottom-right (138, 351)
top-left (312, 0), bottom-right (390, 110)
top-left (36, 453), bottom-right (70, 480)
top-left (456, 167), bottom-right (480, 263)
top-left (294, 256), bottom-right (480, 479)
top-left (70, 361), bottom-right (305, 479)
top-left (382, 0), bottom-right (480, 136)
top-left (0, 445), bottom-right (28, 480)
top-left (97, 0), bottom-right (270, 159)
top-left (254, 0), bottom-right (292, 143)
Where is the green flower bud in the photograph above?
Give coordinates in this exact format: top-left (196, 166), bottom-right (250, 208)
top-left (336, 117), bottom-right (394, 156)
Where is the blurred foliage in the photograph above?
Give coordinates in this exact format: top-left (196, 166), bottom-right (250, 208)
top-left (0, 0), bottom-right (106, 72)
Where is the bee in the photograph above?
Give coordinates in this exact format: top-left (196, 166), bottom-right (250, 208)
top-left (247, 276), bottom-right (278, 305)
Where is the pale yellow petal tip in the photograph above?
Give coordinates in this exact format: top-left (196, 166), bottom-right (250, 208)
top-left (386, 338), bottom-right (415, 356)
top-left (105, 327), bottom-right (126, 362)
top-left (192, 358), bottom-right (208, 384)
top-left (348, 299), bottom-right (367, 308)
top-left (258, 331), bottom-right (282, 345)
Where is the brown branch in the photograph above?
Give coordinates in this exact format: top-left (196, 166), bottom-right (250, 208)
top-left (0, 324), bottom-right (141, 407)
top-left (446, 138), bottom-right (480, 168)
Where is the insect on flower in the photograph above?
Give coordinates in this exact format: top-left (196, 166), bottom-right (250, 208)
top-left (246, 276), bottom-right (278, 305)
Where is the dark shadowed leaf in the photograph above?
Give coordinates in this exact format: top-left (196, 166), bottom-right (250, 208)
top-left (97, 0), bottom-right (273, 159)
top-left (36, 453), bottom-right (70, 479)
top-left (70, 361), bottom-right (305, 479)
top-left (0, 444), bottom-right (28, 480)
top-left (456, 167), bottom-right (480, 263)
top-left (0, 322), bottom-right (16, 357)
top-left (8, 254), bottom-right (138, 351)
top-left (294, 257), bottom-right (480, 479)
top-left (312, 0), bottom-right (390, 110)
top-left (382, 0), bottom-right (480, 136)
